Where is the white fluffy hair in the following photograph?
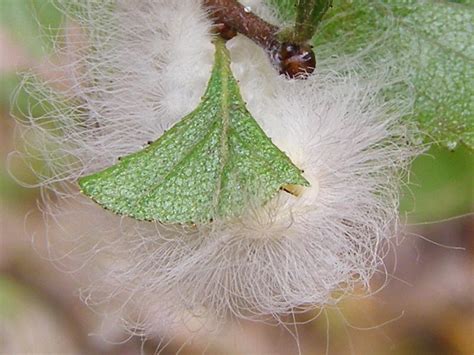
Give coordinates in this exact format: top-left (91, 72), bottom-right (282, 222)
top-left (12, 0), bottom-right (419, 331)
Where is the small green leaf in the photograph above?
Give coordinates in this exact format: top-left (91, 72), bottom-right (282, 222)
top-left (79, 38), bottom-right (309, 224)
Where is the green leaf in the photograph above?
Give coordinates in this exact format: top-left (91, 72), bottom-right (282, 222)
top-left (270, 0), bottom-right (474, 150)
top-left (79, 39), bottom-right (309, 224)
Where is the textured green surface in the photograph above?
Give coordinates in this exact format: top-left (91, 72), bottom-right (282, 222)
top-left (270, 0), bottom-right (474, 150)
top-left (79, 39), bottom-right (308, 224)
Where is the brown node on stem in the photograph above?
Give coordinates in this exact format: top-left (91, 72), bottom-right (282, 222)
top-left (274, 43), bottom-right (316, 79)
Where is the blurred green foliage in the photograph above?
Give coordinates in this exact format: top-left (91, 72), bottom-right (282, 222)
top-left (400, 144), bottom-right (473, 221)
top-left (0, 0), bottom-right (472, 222)
top-left (0, 0), bottom-right (62, 57)
top-left (0, 1), bottom-right (63, 206)
top-left (0, 277), bottom-right (23, 318)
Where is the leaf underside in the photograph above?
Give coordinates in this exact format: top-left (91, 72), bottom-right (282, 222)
top-left (79, 38), bottom-right (309, 224)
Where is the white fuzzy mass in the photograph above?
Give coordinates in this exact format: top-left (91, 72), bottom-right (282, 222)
top-left (14, 0), bottom-right (420, 331)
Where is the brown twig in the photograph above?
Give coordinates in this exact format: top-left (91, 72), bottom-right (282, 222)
top-left (202, 0), bottom-right (316, 78)
top-left (203, 0), bottom-right (279, 49)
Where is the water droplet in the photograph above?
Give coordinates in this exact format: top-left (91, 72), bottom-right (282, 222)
top-left (446, 140), bottom-right (458, 150)
top-left (244, 6), bottom-right (252, 13)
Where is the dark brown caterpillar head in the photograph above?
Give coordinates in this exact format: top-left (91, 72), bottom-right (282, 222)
top-left (275, 43), bottom-right (316, 79)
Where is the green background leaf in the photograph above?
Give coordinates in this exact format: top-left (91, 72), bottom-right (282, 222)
top-left (79, 39), bottom-right (308, 223)
top-left (399, 144), bottom-right (473, 222)
top-left (269, 0), bottom-right (474, 150)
